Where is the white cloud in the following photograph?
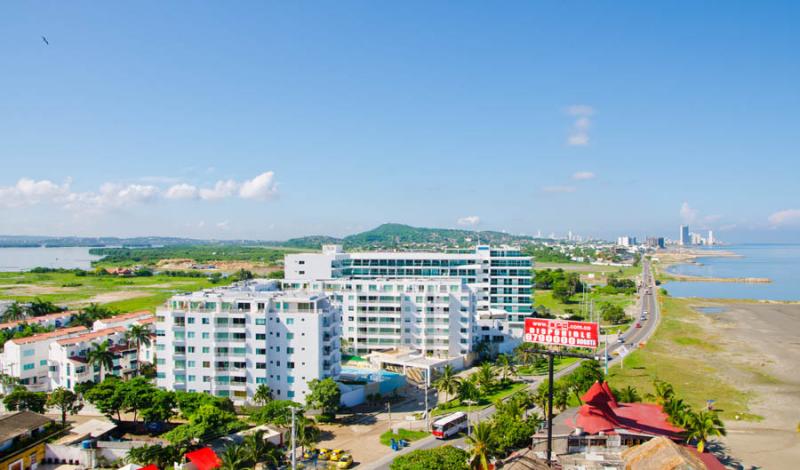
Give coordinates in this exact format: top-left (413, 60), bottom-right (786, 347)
top-left (680, 202), bottom-right (698, 224)
top-left (565, 105), bottom-right (595, 147)
top-left (216, 220), bottom-right (230, 230)
top-left (572, 171), bottom-right (595, 181)
top-left (768, 209), bottom-right (800, 227)
top-left (457, 215), bottom-right (480, 227)
top-left (238, 171), bottom-right (278, 201)
top-left (165, 183), bottom-right (198, 200)
top-left (198, 180), bottom-right (239, 200)
top-left (0, 178), bottom-right (71, 208)
top-left (542, 185), bottom-right (576, 193)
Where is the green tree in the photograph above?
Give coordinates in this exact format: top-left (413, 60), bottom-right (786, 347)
top-left (2, 302), bottom-right (26, 322)
top-left (457, 379), bottom-right (480, 405)
top-left (494, 354), bottom-right (516, 383)
top-left (684, 409), bottom-right (726, 453)
top-left (466, 421), bottom-right (494, 470)
top-left (124, 323), bottom-right (152, 374)
top-left (141, 389), bottom-right (177, 423)
top-left (513, 342), bottom-right (541, 367)
top-left (26, 298), bottom-right (63, 317)
top-left (85, 377), bottom-right (126, 421)
top-left (87, 340), bottom-right (115, 382)
top-left (253, 384), bottom-right (273, 406)
top-left (163, 404), bottom-right (245, 445)
top-left (600, 303), bottom-right (627, 324)
top-left (3, 386), bottom-right (47, 413)
top-left (616, 385), bottom-right (641, 403)
top-left (0, 373), bottom-right (21, 394)
top-left (249, 399), bottom-right (297, 426)
top-left (219, 443), bottom-right (250, 470)
top-left (473, 363), bottom-right (496, 396)
top-left (294, 413), bottom-right (321, 455)
top-left (47, 387), bottom-right (83, 426)
top-left (433, 364), bottom-right (461, 404)
top-left (390, 446), bottom-right (469, 470)
top-left (127, 444), bottom-right (185, 469)
top-left (650, 379), bottom-right (675, 405)
top-left (305, 377), bottom-right (340, 420)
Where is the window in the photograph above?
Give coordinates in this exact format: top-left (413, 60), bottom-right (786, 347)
top-left (286, 333), bottom-right (294, 340)
top-left (188, 375), bottom-right (196, 382)
top-left (256, 377), bottom-right (267, 384)
top-left (156, 344), bottom-right (165, 351)
top-left (39, 359), bottom-right (47, 366)
top-left (188, 360), bottom-right (196, 367)
top-left (287, 391), bottom-right (295, 398)
top-left (23, 349), bottom-right (34, 357)
top-left (256, 334), bottom-right (266, 340)
top-left (255, 318), bottom-right (266, 325)
top-left (187, 346), bottom-right (195, 353)
top-left (256, 363), bottom-right (266, 369)
top-left (286, 347), bottom-right (294, 354)
top-left (287, 376), bottom-right (295, 383)
top-left (202, 347), bottom-right (210, 353)
top-left (202, 361), bottom-right (211, 368)
top-left (287, 362), bottom-right (295, 369)
top-left (187, 332), bottom-right (195, 338)
top-left (256, 348), bottom-right (267, 355)
top-left (188, 317), bottom-right (195, 324)
top-left (286, 318), bottom-right (294, 325)
top-left (23, 363), bottom-right (35, 371)
top-left (202, 318), bottom-right (210, 324)
top-left (202, 332), bottom-right (210, 339)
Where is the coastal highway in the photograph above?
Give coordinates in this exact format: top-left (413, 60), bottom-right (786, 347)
top-left (361, 260), bottom-right (661, 470)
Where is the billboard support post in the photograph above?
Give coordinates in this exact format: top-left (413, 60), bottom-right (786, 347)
top-left (546, 352), bottom-right (555, 463)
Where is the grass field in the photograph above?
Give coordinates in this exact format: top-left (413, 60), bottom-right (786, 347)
top-left (534, 289), bottom-right (635, 324)
top-left (517, 356), bottom-right (580, 376)
top-left (431, 382), bottom-right (527, 416)
top-left (379, 428), bottom-right (429, 446)
top-left (606, 295), bottom-right (755, 421)
top-left (0, 271), bottom-right (230, 312)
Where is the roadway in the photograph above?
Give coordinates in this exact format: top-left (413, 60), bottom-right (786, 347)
top-left (362, 260), bottom-right (661, 470)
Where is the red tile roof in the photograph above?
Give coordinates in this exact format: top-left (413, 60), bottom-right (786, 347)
top-left (567, 381), bottom-right (683, 439)
top-left (56, 326), bottom-right (126, 346)
top-left (0, 311), bottom-right (75, 330)
top-left (99, 310), bottom-right (153, 324)
top-left (10, 326), bottom-right (88, 345)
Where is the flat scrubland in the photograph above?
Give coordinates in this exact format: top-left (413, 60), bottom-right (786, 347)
top-left (608, 295), bottom-right (800, 469)
top-left (0, 271), bottom-right (228, 311)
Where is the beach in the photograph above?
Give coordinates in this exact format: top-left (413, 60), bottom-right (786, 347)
top-left (698, 301), bottom-right (800, 469)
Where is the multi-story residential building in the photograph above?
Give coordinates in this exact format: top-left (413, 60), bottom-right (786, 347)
top-left (155, 281), bottom-right (341, 405)
top-left (0, 326), bottom-right (88, 392)
top-left (0, 311), bottom-right (75, 333)
top-left (48, 327), bottom-right (130, 390)
top-left (284, 245), bottom-right (533, 334)
top-left (282, 278), bottom-right (478, 358)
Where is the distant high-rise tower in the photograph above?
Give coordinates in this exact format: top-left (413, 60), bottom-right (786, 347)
top-left (680, 225), bottom-right (690, 246)
top-left (708, 230), bottom-right (714, 246)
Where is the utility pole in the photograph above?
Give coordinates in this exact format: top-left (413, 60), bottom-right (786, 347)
top-left (546, 353), bottom-right (554, 464)
top-left (387, 402), bottom-right (392, 431)
top-left (290, 406), bottom-right (297, 470)
top-left (424, 368), bottom-right (430, 431)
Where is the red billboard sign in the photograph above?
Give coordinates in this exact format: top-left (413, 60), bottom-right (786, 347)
top-left (524, 318), bottom-right (599, 348)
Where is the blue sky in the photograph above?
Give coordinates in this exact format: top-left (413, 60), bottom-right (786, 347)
top-left (1, 2), bottom-right (798, 242)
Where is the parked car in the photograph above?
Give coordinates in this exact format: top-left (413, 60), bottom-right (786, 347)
top-left (635, 322), bottom-right (642, 328)
top-left (337, 454), bottom-right (354, 469)
top-left (318, 448), bottom-right (331, 460)
top-left (330, 449), bottom-right (345, 461)
top-left (617, 336), bottom-right (625, 343)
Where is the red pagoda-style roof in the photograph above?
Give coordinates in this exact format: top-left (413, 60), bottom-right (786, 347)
top-left (566, 381), bottom-right (683, 439)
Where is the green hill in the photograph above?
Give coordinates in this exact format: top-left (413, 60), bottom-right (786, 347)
top-left (341, 223), bottom-right (535, 249)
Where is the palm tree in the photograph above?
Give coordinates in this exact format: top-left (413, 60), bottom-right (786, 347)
top-left (513, 343), bottom-right (537, 367)
top-left (684, 409), bottom-right (726, 453)
top-left (340, 337), bottom-right (352, 354)
top-left (2, 302), bottom-right (26, 322)
top-left (124, 323), bottom-right (152, 373)
top-left (219, 443), bottom-right (251, 470)
top-left (87, 340), bottom-right (115, 382)
top-left (243, 430), bottom-right (270, 464)
top-left (532, 388), bottom-right (549, 412)
top-left (650, 380), bottom-right (675, 405)
top-left (83, 303), bottom-right (115, 320)
top-left (474, 363), bottom-right (496, 395)
top-left (70, 312), bottom-right (94, 328)
top-left (457, 379), bottom-right (480, 405)
top-left (617, 385), bottom-right (641, 403)
top-left (253, 384), bottom-right (273, 406)
top-left (466, 421), bottom-right (494, 470)
top-left (553, 384), bottom-right (570, 412)
top-left (295, 414), bottom-right (320, 455)
top-left (663, 398), bottom-right (691, 426)
top-left (433, 364), bottom-right (461, 404)
top-left (494, 354), bottom-right (516, 383)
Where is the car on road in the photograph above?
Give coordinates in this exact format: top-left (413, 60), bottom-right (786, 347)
top-left (330, 449), bottom-right (345, 461)
top-left (635, 322), bottom-right (642, 328)
top-left (617, 336), bottom-right (625, 343)
top-left (318, 448), bottom-right (331, 460)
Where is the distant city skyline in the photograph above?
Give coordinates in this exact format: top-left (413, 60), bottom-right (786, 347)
top-left (1, 2), bottom-right (799, 243)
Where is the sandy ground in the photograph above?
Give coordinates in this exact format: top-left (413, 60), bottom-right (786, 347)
top-left (0, 283), bottom-right (84, 295)
top-left (69, 290), bottom-right (152, 305)
top-left (156, 258), bottom-right (280, 275)
top-left (694, 301), bottom-right (800, 469)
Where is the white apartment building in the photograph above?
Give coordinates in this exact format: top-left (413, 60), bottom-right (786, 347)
top-left (282, 278), bottom-right (478, 358)
top-left (0, 311), bottom-right (75, 332)
top-left (48, 326), bottom-right (130, 390)
top-left (155, 281), bottom-right (341, 405)
top-left (92, 310), bottom-right (153, 331)
top-left (285, 245), bottom-right (534, 334)
top-left (0, 326), bottom-right (88, 392)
